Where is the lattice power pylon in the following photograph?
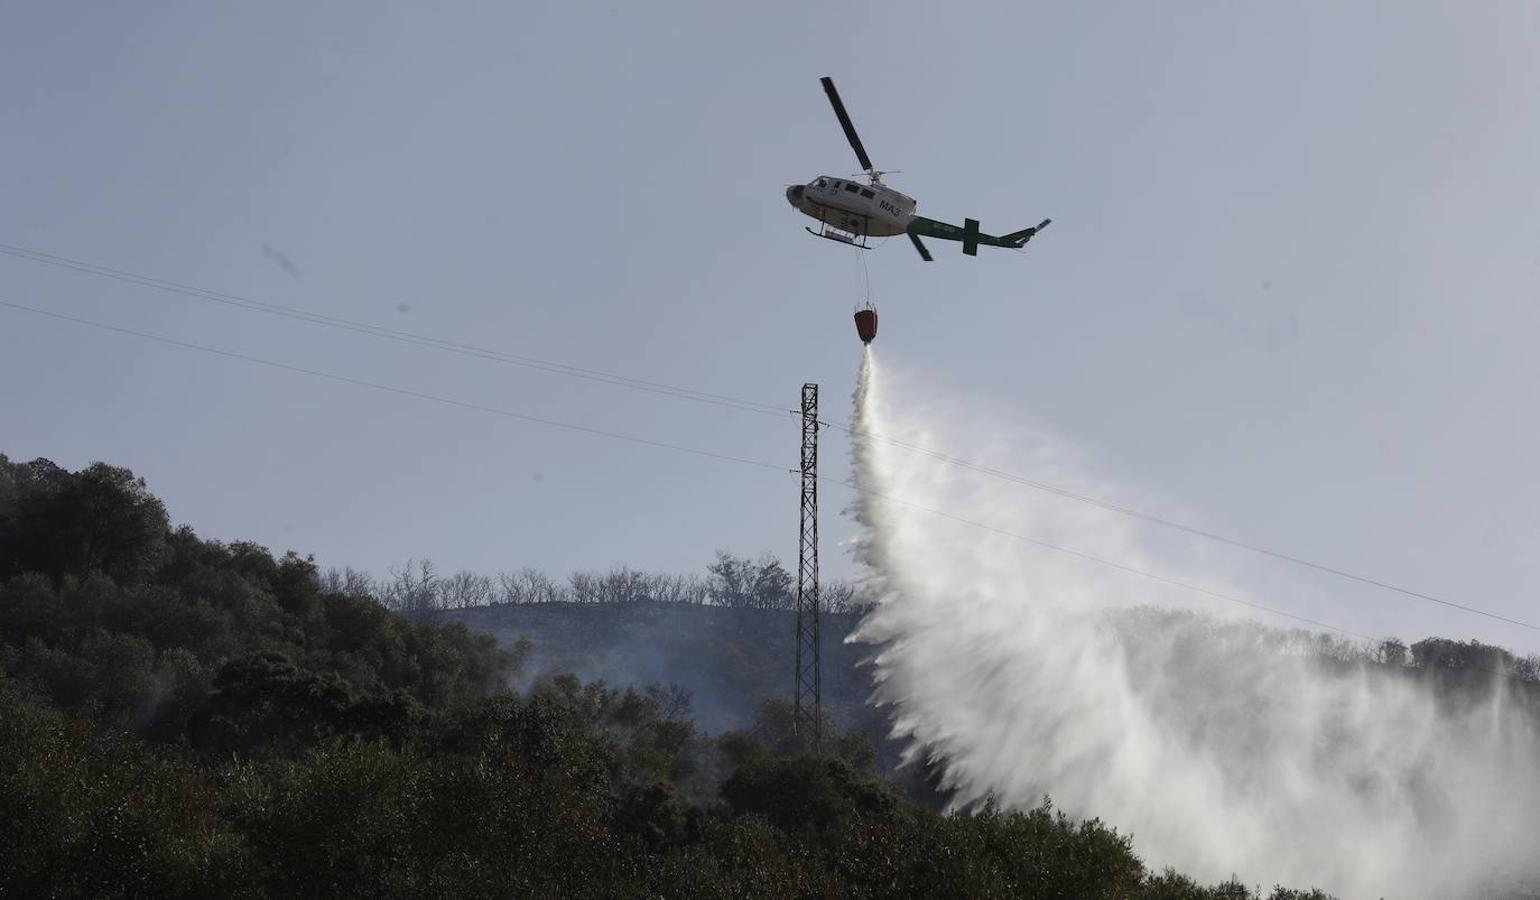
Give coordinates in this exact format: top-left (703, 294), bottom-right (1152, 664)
top-left (793, 382), bottom-right (822, 755)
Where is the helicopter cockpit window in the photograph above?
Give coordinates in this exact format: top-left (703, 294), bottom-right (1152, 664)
top-left (844, 183), bottom-right (859, 193)
top-left (815, 177), bottom-right (829, 188)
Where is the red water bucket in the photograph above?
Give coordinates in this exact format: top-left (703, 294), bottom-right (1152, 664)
top-left (853, 307), bottom-right (878, 344)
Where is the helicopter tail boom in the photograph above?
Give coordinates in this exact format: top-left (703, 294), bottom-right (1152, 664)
top-left (906, 216), bottom-right (1052, 258)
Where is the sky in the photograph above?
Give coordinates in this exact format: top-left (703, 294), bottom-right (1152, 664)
top-left (3, 2), bottom-right (1539, 652)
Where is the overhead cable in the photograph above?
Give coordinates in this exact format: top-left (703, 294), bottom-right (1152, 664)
top-left (0, 299), bottom-right (788, 474)
top-left (0, 297), bottom-right (1469, 649)
top-left (0, 243), bottom-right (790, 419)
top-left (4, 243), bottom-right (1534, 634)
top-left (823, 419), bottom-right (1540, 633)
top-left (830, 474), bottom-right (1379, 641)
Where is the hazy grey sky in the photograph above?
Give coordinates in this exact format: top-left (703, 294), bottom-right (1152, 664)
top-left (4, 3), bottom-right (1538, 650)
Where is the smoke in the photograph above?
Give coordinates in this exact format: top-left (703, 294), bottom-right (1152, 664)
top-left (847, 349), bottom-right (1540, 899)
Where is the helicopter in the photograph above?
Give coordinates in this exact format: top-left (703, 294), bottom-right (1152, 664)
top-left (786, 77), bottom-right (1051, 261)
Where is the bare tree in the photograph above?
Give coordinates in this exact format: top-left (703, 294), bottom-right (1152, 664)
top-left (496, 567), bottom-right (563, 604)
top-left (319, 566), bottom-right (380, 599)
top-left (383, 559), bottom-right (440, 613)
top-left (651, 573), bottom-right (707, 605)
top-left (678, 574), bottom-right (708, 604)
top-left (494, 570), bottom-right (521, 605)
top-left (358, 554), bottom-right (823, 611)
top-left (569, 570), bottom-right (600, 604)
top-left (526, 567), bottom-right (564, 603)
top-left (441, 570), bottom-right (494, 609)
top-left (600, 566), bottom-right (650, 604)
top-left (340, 567), bottom-right (378, 598)
top-left (823, 580), bottom-right (858, 614)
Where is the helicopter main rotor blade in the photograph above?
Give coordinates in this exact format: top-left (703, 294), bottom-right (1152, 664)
top-left (908, 232), bottom-right (934, 262)
top-left (820, 77), bottom-right (874, 174)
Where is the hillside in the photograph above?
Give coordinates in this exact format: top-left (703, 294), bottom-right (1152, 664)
top-left (3, 450), bottom-right (1483, 898)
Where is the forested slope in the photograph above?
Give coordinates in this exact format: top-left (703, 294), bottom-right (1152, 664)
top-left (0, 451), bottom-right (1369, 898)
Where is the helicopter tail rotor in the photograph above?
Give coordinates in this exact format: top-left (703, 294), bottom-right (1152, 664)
top-left (1001, 219), bottom-right (1052, 248)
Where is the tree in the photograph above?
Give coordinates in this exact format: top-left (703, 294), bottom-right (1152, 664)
top-left (189, 651), bottom-right (357, 754)
top-left (1410, 637), bottom-right (1512, 676)
top-left (441, 570), bottom-right (494, 609)
top-left (382, 559), bottom-right (439, 613)
top-left (720, 755), bottom-right (899, 835)
top-left (599, 566), bottom-right (650, 604)
top-left (0, 458), bottom-right (169, 585)
top-left (750, 555), bottom-right (793, 610)
top-left (706, 551), bottom-right (754, 607)
top-left (319, 566), bottom-right (377, 599)
top-left (708, 552), bottom-right (793, 609)
top-left (497, 567), bottom-right (563, 604)
top-left (569, 571), bottom-right (600, 604)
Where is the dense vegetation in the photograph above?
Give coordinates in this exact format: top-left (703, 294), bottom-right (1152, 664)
top-left (1, 453), bottom-right (1349, 898)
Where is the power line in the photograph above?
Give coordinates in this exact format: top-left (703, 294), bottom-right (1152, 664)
top-left (3, 242), bottom-right (1533, 634)
top-left (6, 296), bottom-right (1535, 657)
top-left (0, 297), bottom-right (1407, 646)
top-left (820, 418), bottom-right (1540, 634)
top-left (832, 477), bottom-right (1537, 683)
top-left (825, 475), bottom-right (1379, 642)
top-left (0, 243), bottom-right (792, 420)
top-left (0, 299), bottom-right (789, 475)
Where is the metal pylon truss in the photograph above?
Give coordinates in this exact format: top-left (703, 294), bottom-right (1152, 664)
top-left (793, 382), bottom-right (822, 755)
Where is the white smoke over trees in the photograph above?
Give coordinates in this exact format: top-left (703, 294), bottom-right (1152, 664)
top-left (847, 348), bottom-right (1540, 900)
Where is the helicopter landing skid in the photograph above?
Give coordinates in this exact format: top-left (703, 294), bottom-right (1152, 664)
top-left (806, 223), bottom-right (870, 250)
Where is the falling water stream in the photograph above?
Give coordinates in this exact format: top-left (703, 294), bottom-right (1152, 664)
top-left (847, 348), bottom-right (1540, 899)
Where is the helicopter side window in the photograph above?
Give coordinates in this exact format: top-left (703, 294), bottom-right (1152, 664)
top-left (860, 188), bottom-right (875, 198)
top-left (843, 183), bottom-right (859, 193)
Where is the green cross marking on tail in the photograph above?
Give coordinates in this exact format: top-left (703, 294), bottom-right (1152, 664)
top-left (963, 219), bottom-right (981, 256)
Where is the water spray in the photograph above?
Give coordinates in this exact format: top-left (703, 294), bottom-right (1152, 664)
top-left (847, 351), bottom-right (1540, 899)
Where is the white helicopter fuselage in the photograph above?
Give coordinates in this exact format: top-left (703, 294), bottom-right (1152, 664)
top-left (785, 175), bottom-right (916, 237)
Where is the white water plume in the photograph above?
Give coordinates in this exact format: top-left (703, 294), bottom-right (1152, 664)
top-left (847, 348), bottom-right (1540, 899)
